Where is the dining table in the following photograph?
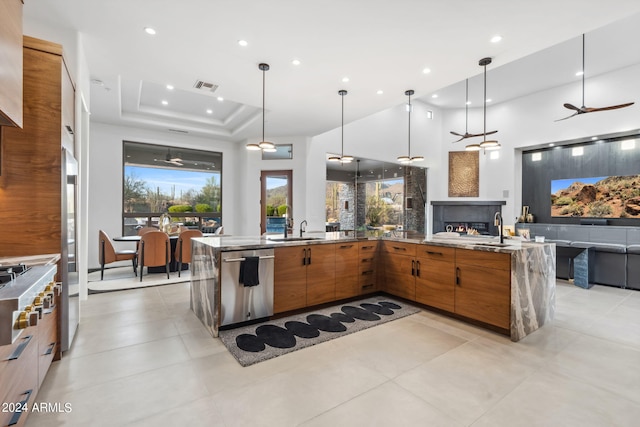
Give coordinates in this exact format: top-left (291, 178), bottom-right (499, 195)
top-left (113, 233), bottom-right (215, 273)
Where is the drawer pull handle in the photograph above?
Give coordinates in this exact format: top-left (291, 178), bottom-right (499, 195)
top-left (392, 246), bottom-right (407, 251)
top-left (44, 342), bottom-right (55, 356)
top-left (361, 258), bottom-right (372, 262)
top-left (361, 270), bottom-right (374, 275)
top-left (362, 284), bottom-right (374, 289)
top-left (8, 389), bottom-right (33, 426)
top-left (8, 335), bottom-right (33, 361)
top-left (361, 245), bottom-right (374, 249)
top-left (339, 245), bottom-right (354, 249)
top-left (426, 251), bottom-right (443, 256)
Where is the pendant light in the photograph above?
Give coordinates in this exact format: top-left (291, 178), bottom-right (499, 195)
top-left (246, 63), bottom-right (276, 152)
top-left (397, 90), bottom-right (423, 163)
top-left (328, 90), bottom-right (353, 163)
top-left (467, 57), bottom-right (500, 151)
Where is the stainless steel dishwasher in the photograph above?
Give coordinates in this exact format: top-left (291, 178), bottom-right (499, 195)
top-left (220, 249), bottom-right (274, 327)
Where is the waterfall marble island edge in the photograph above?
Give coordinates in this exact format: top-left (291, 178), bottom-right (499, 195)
top-left (189, 234), bottom-right (555, 342)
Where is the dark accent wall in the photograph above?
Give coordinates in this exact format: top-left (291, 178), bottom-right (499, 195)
top-left (522, 135), bottom-right (640, 226)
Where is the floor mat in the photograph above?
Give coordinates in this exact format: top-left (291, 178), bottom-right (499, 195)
top-left (219, 295), bottom-right (420, 366)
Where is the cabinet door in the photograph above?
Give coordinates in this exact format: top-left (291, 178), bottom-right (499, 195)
top-left (415, 257), bottom-right (455, 312)
top-left (274, 246), bottom-right (307, 313)
top-left (306, 244), bottom-right (336, 306)
top-left (335, 242), bottom-right (359, 299)
top-left (454, 263), bottom-right (510, 329)
top-left (383, 252), bottom-right (416, 300)
top-left (0, 0), bottom-right (23, 127)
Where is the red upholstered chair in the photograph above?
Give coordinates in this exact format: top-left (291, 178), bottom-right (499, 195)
top-left (175, 229), bottom-right (203, 277)
top-left (98, 230), bottom-right (137, 280)
top-left (138, 231), bottom-right (170, 281)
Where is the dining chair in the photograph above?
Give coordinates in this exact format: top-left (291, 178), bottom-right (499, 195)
top-left (175, 229), bottom-right (203, 277)
top-left (138, 231), bottom-right (170, 281)
top-left (98, 230), bottom-right (137, 280)
top-left (137, 226), bottom-right (158, 235)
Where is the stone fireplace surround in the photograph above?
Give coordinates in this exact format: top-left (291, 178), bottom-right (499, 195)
top-left (432, 201), bottom-right (506, 236)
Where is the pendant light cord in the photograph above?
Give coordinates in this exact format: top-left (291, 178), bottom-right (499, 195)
top-left (581, 33), bottom-right (585, 107)
top-left (262, 67), bottom-right (266, 142)
top-left (407, 91), bottom-right (412, 158)
top-left (464, 79), bottom-right (469, 133)
top-left (341, 92), bottom-right (344, 156)
top-left (483, 62), bottom-right (487, 143)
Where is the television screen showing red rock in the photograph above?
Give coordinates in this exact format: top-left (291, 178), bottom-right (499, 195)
top-left (551, 175), bottom-right (640, 218)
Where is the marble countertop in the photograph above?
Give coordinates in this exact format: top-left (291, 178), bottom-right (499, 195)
top-left (0, 253), bottom-right (60, 267)
top-left (192, 233), bottom-right (552, 254)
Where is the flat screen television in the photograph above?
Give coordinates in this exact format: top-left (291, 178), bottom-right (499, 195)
top-left (550, 174), bottom-right (640, 218)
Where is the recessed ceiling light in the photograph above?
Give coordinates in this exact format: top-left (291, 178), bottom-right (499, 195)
top-left (217, 96), bottom-right (224, 102)
top-left (548, 143), bottom-right (555, 147)
top-left (206, 109), bottom-right (213, 114)
top-left (486, 98), bottom-right (492, 103)
top-left (591, 136), bottom-right (598, 140)
top-left (166, 84), bottom-right (174, 90)
top-left (376, 90), bottom-right (384, 95)
top-left (465, 101), bottom-right (472, 105)
top-left (291, 59), bottom-right (301, 66)
top-left (422, 68), bottom-right (431, 74)
top-left (161, 100), bottom-right (168, 106)
top-left (575, 71), bottom-right (584, 76)
top-left (144, 27), bottom-right (156, 35)
top-left (342, 77), bottom-right (349, 83)
top-left (490, 35), bottom-right (502, 43)
top-left (431, 94), bottom-right (438, 98)
top-left (238, 40), bottom-right (248, 47)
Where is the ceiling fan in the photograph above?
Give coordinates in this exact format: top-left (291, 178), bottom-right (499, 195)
top-left (164, 149), bottom-right (183, 166)
top-left (450, 78), bottom-right (497, 142)
top-left (556, 34), bottom-right (634, 121)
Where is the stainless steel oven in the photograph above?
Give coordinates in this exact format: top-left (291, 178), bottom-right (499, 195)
top-left (220, 249), bottom-right (274, 327)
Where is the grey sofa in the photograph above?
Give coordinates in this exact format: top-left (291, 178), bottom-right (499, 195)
top-left (516, 224), bottom-right (640, 289)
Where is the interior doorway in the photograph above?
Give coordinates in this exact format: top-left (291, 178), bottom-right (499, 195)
top-left (260, 170), bottom-right (292, 234)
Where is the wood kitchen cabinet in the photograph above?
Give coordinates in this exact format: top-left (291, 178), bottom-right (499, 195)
top-left (358, 241), bottom-right (378, 294)
top-left (415, 245), bottom-right (456, 312)
top-left (335, 242), bottom-right (359, 299)
top-left (0, 0), bottom-right (23, 127)
top-left (274, 243), bottom-right (336, 313)
top-left (381, 241), bottom-right (417, 300)
top-left (454, 249), bottom-right (511, 329)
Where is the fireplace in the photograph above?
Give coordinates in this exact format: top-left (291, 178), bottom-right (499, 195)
top-left (432, 201), bottom-right (506, 236)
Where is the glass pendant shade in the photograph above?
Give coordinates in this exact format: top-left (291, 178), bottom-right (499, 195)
top-left (465, 143), bottom-right (481, 151)
top-left (258, 140), bottom-right (276, 150)
top-left (246, 143), bottom-right (261, 151)
top-left (479, 140), bottom-right (500, 149)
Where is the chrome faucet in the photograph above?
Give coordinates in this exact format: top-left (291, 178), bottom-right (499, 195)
top-left (299, 220), bottom-right (307, 238)
top-left (494, 212), bottom-right (504, 244)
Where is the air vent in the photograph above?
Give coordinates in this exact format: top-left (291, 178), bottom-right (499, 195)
top-left (193, 80), bottom-right (219, 92)
top-left (168, 129), bottom-right (189, 134)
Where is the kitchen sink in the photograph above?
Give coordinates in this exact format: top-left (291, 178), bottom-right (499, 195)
top-left (266, 237), bottom-right (323, 242)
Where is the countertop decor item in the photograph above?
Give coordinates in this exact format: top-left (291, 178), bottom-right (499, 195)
top-left (246, 63), bottom-right (276, 152)
top-left (328, 90), bottom-right (353, 163)
top-left (556, 34), bottom-right (634, 121)
top-left (397, 90), bottom-right (424, 163)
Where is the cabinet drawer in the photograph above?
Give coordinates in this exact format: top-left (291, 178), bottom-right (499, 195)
top-left (416, 244), bottom-right (455, 261)
top-left (382, 241), bottom-right (416, 256)
top-left (359, 256), bottom-right (375, 271)
top-left (456, 248), bottom-right (511, 271)
top-left (358, 241), bottom-right (378, 254)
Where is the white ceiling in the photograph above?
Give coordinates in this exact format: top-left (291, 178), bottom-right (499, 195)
top-left (23, 1), bottom-right (640, 142)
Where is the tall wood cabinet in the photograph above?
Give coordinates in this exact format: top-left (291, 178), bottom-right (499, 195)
top-left (0, 0), bottom-right (23, 127)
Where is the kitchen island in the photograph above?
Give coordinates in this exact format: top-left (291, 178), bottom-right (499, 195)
top-left (190, 233), bottom-right (555, 342)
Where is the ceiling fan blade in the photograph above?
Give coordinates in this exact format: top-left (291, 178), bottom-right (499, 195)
top-left (555, 112), bottom-right (580, 122)
top-left (563, 103), bottom-right (581, 111)
top-left (450, 131), bottom-right (465, 137)
top-left (585, 102), bottom-right (635, 112)
top-left (451, 136), bottom-right (465, 143)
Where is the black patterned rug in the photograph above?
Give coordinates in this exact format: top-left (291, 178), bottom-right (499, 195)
top-left (218, 295), bottom-right (420, 366)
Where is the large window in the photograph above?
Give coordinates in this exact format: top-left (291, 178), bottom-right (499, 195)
top-left (122, 141), bottom-right (222, 235)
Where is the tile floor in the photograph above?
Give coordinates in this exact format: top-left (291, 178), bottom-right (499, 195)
top-left (26, 280), bottom-right (640, 426)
